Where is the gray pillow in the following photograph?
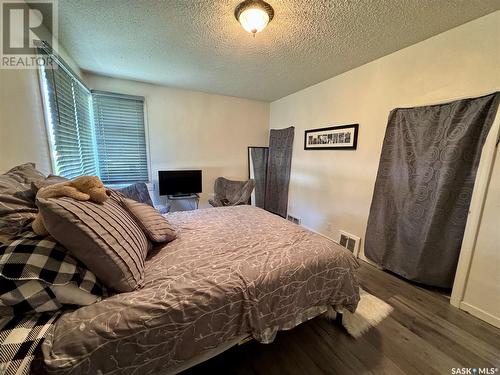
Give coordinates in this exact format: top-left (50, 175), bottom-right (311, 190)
top-left (36, 192), bottom-right (150, 292)
top-left (0, 163), bottom-right (46, 235)
top-left (4, 163), bottom-right (46, 184)
top-left (31, 174), bottom-right (69, 194)
top-left (121, 197), bottom-right (176, 243)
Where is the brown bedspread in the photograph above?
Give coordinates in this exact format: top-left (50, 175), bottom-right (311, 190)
top-left (42, 206), bottom-right (360, 374)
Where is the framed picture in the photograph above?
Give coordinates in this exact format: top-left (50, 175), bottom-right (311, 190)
top-left (304, 124), bottom-right (359, 150)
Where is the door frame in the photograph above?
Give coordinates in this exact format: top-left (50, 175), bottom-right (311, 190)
top-left (450, 107), bottom-right (500, 309)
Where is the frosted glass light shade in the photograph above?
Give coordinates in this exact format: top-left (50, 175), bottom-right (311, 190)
top-left (235, 0), bottom-right (274, 35)
top-left (239, 8), bottom-right (270, 34)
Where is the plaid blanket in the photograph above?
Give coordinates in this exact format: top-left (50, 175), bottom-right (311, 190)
top-left (0, 313), bottom-right (59, 375)
top-left (0, 231), bottom-right (106, 315)
top-left (0, 231), bottom-right (107, 374)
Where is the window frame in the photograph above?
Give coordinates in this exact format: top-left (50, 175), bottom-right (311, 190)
top-left (38, 62), bottom-right (59, 176)
top-left (91, 90), bottom-right (151, 186)
top-left (37, 43), bottom-right (151, 185)
top-left (38, 46), bottom-right (98, 178)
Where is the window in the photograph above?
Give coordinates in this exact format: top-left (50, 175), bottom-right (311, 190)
top-left (92, 91), bottom-right (149, 185)
top-left (40, 57), bottom-right (98, 179)
top-left (39, 46), bottom-right (149, 185)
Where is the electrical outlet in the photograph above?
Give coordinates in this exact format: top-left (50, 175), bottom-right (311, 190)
top-left (338, 230), bottom-right (361, 257)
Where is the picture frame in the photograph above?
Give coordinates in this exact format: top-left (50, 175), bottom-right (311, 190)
top-left (304, 124), bottom-right (359, 150)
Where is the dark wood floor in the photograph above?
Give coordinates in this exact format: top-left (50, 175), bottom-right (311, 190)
top-left (184, 260), bottom-right (500, 375)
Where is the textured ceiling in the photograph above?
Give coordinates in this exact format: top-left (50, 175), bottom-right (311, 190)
top-left (57, 0), bottom-right (500, 101)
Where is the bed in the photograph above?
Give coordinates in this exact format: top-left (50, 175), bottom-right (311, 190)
top-left (40, 205), bottom-right (360, 374)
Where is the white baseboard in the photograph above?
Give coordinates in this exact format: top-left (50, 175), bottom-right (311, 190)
top-left (300, 224), bottom-right (339, 245)
top-left (459, 301), bottom-right (500, 328)
top-left (300, 224), bottom-right (380, 265)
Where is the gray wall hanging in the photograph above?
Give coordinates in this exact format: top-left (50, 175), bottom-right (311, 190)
top-left (265, 127), bottom-right (295, 218)
top-left (365, 92), bottom-right (499, 288)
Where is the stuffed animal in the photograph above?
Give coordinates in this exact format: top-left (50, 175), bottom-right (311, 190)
top-left (32, 176), bottom-right (111, 236)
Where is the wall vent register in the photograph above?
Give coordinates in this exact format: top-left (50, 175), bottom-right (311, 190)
top-left (286, 214), bottom-right (301, 225)
top-left (339, 230), bottom-right (360, 255)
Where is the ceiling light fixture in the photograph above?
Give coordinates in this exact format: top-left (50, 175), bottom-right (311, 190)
top-left (235, 0), bottom-right (274, 36)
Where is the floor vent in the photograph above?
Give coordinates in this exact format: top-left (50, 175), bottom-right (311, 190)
top-left (339, 230), bottom-right (360, 256)
top-left (287, 214), bottom-right (301, 225)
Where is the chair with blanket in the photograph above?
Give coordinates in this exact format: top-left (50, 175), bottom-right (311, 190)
top-left (118, 182), bottom-right (170, 213)
top-left (208, 177), bottom-right (255, 207)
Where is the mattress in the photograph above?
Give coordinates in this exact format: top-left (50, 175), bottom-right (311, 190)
top-left (42, 205), bottom-right (360, 374)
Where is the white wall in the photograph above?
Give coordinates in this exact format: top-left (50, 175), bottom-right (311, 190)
top-left (0, 69), bottom-right (51, 174)
top-left (84, 73), bottom-right (269, 207)
top-left (0, 42), bottom-right (82, 175)
top-left (270, 11), bottom-right (500, 260)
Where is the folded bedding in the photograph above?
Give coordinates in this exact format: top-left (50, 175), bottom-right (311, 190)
top-left (0, 313), bottom-right (59, 375)
top-left (0, 231), bottom-right (107, 316)
top-left (42, 205), bottom-right (360, 375)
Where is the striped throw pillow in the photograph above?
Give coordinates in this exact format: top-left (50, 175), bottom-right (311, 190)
top-left (120, 197), bottom-right (176, 244)
top-left (36, 192), bottom-right (150, 292)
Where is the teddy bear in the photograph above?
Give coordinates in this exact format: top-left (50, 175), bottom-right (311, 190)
top-left (32, 176), bottom-right (111, 236)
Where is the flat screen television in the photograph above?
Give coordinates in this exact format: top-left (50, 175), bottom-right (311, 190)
top-left (158, 170), bottom-right (202, 196)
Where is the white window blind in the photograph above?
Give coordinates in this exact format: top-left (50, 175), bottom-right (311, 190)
top-left (92, 91), bottom-right (148, 185)
top-left (40, 58), bottom-right (98, 179)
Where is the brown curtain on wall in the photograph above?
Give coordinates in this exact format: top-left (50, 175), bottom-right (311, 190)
top-left (365, 92), bottom-right (500, 288)
top-left (265, 127), bottom-right (295, 218)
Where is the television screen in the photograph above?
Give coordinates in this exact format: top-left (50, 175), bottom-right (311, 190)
top-left (158, 170), bottom-right (202, 196)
